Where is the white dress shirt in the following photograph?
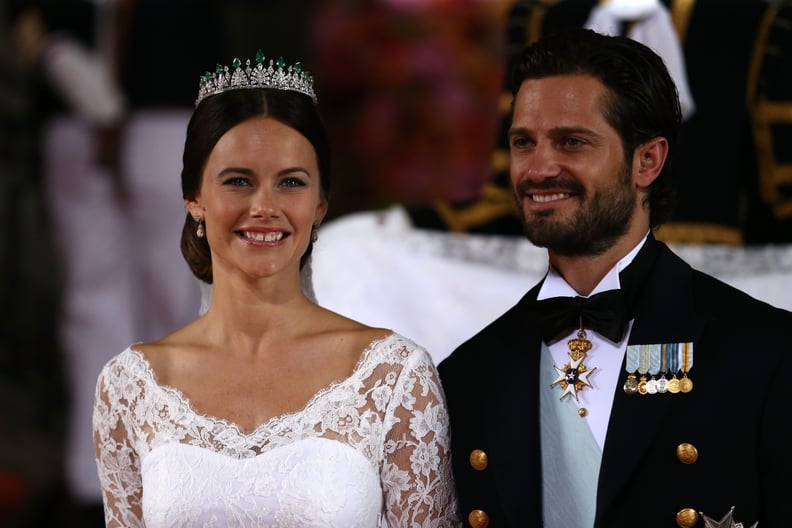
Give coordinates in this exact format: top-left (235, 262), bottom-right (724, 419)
top-left (537, 235), bottom-right (648, 449)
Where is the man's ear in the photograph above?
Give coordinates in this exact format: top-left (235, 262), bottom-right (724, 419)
top-left (633, 137), bottom-right (668, 189)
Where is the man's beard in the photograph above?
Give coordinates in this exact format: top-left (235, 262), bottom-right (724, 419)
top-left (516, 163), bottom-right (635, 257)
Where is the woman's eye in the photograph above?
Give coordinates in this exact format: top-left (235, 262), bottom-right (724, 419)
top-left (223, 177), bottom-right (251, 187)
top-left (280, 177), bottom-right (306, 188)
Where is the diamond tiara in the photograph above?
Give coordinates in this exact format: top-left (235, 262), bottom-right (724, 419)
top-left (195, 50), bottom-right (316, 107)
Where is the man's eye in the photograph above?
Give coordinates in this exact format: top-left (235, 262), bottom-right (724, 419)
top-left (511, 137), bottom-right (531, 148)
top-left (563, 137), bottom-right (585, 147)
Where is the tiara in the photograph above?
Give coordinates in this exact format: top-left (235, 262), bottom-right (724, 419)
top-left (195, 50), bottom-right (316, 107)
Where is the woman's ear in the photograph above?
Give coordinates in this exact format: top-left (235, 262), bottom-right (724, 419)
top-left (185, 198), bottom-right (203, 220)
top-left (315, 196), bottom-right (329, 226)
top-left (633, 137), bottom-right (669, 189)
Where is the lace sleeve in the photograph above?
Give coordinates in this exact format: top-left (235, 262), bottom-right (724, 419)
top-left (92, 359), bottom-right (145, 527)
top-left (381, 345), bottom-right (461, 527)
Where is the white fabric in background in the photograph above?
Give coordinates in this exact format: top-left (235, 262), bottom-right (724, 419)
top-left (584, 0), bottom-right (696, 120)
top-left (312, 206), bottom-right (541, 365)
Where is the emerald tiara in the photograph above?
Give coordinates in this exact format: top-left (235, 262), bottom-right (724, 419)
top-left (195, 50), bottom-right (316, 107)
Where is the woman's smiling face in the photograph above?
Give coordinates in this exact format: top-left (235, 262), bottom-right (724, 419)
top-left (187, 115), bottom-right (328, 282)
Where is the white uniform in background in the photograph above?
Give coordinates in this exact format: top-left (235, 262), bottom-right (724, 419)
top-left (40, 30), bottom-right (199, 505)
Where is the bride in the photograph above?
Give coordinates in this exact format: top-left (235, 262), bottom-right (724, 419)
top-left (92, 53), bottom-right (459, 527)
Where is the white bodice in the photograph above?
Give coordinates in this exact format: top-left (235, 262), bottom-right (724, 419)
top-left (93, 333), bottom-right (460, 527)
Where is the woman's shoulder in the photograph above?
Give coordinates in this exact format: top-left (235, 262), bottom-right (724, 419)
top-left (96, 344), bottom-right (155, 395)
top-left (361, 330), bottom-right (435, 371)
top-left (101, 344), bottom-right (145, 371)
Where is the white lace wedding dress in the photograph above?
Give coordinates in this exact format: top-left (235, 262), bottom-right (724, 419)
top-left (92, 333), bottom-right (460, 527)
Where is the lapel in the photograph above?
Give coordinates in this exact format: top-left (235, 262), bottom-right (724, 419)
top-left (486, 285), bottom-right (546, 525)
top-left (595, 237), bottom-right (707, 520)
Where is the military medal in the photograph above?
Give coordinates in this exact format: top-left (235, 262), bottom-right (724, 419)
top-left (551, 322), bottom-right (596, 401)
top-left (627, 342), bottom-right (695, 395)
top-left (645, 344), bottom-right (661, 394)
top-left (664, 343), bottom-right (681, 393)
top-left (623, 373), bottom-right (638, 394)
top-left (623, 345), bottom-right (639, 395)
top-left (637, 345), bottom-right (650, 395)
top-left (656, 374), bottom-right (668, 393)
top-left (656, 343), bottom-right (669, 393)
top-left (679, 342), bottom-right (694, 393)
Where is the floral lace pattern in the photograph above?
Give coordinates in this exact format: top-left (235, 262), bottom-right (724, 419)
top-left (93, 333), bottom-right (460, 527)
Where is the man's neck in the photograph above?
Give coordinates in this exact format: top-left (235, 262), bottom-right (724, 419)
top-left (548, 230), bottom-right (650, 296)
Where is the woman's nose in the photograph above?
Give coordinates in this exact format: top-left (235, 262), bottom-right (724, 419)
top-left (250, 189), bottom-right (278, 217)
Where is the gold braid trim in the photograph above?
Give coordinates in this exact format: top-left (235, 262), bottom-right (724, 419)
top-left (655, 222), bottom-right (743, 246)
top-left (433, 183), bottom-right (518, 233)
top-left (527, 4), bottom-right (549, 45)
top-left (747, 4), bottom-right (792, 219)
top-left (491, 149), bottom-right (510, 174)
top-left (671, 0), bottom-right (697, 43)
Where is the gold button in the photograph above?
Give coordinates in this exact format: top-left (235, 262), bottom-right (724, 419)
top-left (676, 508), bottom-right (698, 528)
top-left (676, 443), bottom-right (698, 464)
top-left (578, 407), bottom-right (588, 417)
top-left (468, 509), bottom-right (490, 528)
top-left (469, 449), bottom-right (488, 471)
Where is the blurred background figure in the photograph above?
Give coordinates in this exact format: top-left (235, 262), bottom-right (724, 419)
top-left (6, 0), bottom-right (215, 523)
top-left (1, 2), bottom-right (67, 527)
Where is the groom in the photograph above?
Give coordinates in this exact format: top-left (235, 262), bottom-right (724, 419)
top-left (438, 28), bottom-right (791, 528)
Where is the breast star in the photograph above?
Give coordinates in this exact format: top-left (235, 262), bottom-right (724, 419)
top-left (700, 506), bottom-right (757, 528)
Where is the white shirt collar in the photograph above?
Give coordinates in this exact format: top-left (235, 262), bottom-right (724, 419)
top-left (537, 232), bottom-right (650, 300)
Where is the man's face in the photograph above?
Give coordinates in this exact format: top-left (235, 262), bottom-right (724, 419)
top-left (509, 74), bottom-right (639, 257)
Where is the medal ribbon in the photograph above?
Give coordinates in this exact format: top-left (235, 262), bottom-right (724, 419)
top-left (648, 344), bottom-right (661, 375)
top-left (665, 342), bottom-right (679, 375)
top-left (638, 345), bottom-right (650, 376)
top-left (625, 345), bottom-right (639, 373)
top-left (681, 342), bottom-right (693, 373)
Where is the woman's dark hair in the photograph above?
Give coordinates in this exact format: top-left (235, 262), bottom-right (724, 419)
top-left (511, 28), bottom-right (682, 227)
top-left (180, 88), bottom-right (331, 283)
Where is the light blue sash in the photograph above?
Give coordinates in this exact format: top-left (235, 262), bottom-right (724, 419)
top-left (540, 343), bottom-right (602, 527)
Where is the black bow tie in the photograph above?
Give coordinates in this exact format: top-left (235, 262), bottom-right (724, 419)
top-left (525, 234), bottom-right (660, 344)
top-left (527, 289), bottom-right (628, 343)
